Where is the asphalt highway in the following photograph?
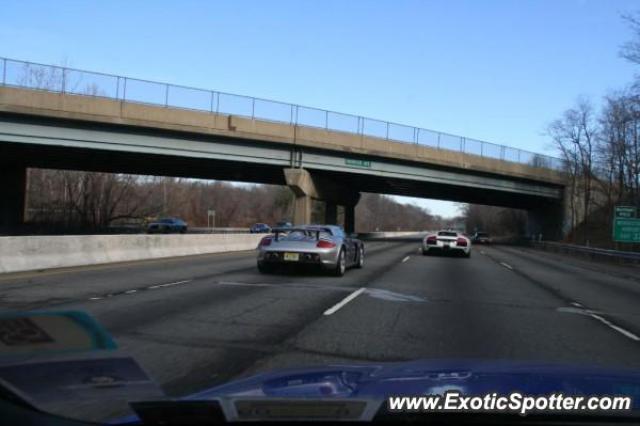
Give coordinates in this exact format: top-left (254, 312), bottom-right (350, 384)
top-left (1, 238), bottom-right (640, 420)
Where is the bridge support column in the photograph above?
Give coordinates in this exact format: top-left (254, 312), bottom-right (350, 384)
top-left (526, 200), bottom-right (565, 241)
top-left (293, 194), bottom-right (313, 226)
top-left (284, 168), bottom-right (360, 229)
top-left (325, 202), bottom-right (338, 225)
top-left (0, 164), bottom-right (27, 234)
top-left (344, 204), bottom-right (356, 234)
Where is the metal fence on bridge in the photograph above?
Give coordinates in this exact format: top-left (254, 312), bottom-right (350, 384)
top-left (1, 57), bottom-right (564, 170)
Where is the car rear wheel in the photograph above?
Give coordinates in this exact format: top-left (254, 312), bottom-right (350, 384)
top-left (464, 251), bottom-right (471, 258)
top-left (356, 246), bottom-right (364, 268)
top-left (333, 249), bottom-right (346, 277)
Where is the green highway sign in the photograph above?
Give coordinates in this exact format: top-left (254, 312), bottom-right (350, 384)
top-left (345, 158), bottom-right (371, 168)
top-left (614, 206), bottom-right (637, 219)
top-left (613, 217), bottom-right (640, 243)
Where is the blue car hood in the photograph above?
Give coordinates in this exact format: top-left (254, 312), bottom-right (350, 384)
top-left (187, 359), bottom-right (640, 402)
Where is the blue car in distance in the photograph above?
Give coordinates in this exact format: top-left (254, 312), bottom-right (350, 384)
top-left (146, 217), bottom-right (188, 234)
top-left (250, 223), bottom-right (272, 233)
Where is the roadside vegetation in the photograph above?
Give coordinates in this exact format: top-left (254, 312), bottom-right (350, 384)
top-left (461, 14), bottom-right (640, 250)
top-left (24, 170), bottom-right (445, 234)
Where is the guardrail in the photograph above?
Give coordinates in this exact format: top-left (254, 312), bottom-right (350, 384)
top-left (531, 241), bottom-right (640, 264)
top-left (0, 57), bottom-right (563, 171)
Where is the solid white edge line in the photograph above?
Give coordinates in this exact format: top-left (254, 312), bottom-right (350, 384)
top-left (499, 262), bottom-right (513, 270)
top-left (588, 312), bottom-right (640, 341)
top-left (323, 287), bottom-right (366, 316)
top-left (402, 256), bottom-right (410, 263)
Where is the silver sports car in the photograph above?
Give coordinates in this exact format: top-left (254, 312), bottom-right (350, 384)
top-left (256, 225), bottom-right (364, 276)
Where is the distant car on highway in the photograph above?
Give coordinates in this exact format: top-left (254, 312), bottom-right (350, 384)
top-left (249, 223), bottom-right (272, 233)
top-left (472, 231), bottom-right (492, 244)
top-left (422, 230), bottom-right (471, 257)
top-left (146, 217), bottom-right (188, 234)
top-left (275, 220), bottom-right (293, 228)
top-left (256, 225), bottom-right (364, 276)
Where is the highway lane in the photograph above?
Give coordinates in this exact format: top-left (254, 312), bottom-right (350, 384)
top-left (1, 239), bottom-right (640, 421)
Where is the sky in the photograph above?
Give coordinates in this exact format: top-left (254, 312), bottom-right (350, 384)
top-left (1, 0), bottom-right (638, 217)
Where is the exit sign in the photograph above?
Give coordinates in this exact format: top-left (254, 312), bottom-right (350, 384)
top-left (615, 206), bottom-right (637, 219)
top-left (613, 206), bottom-right (640, 243)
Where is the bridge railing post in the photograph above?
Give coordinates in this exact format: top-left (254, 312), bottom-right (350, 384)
top-left (325, 110), bottom-right (329, 129)
top-left (252, 98), bottom-right (256, 119)
top-left (437, 132), bottom-right (441, 149)
top-left (2, 58), bottom-right (6, 86)
top-left (123, 77), bottom-right (127, 101)
top-left (164, 83), bottom-right (169, 107)
top-left (480, 141), bottom-right (484, 157)
top-left (386, 122), bottom-right (389, 140)
top-left (61, 67), bottom-right (66, 94)
top-left (210, 91), bottom-right (215, 113)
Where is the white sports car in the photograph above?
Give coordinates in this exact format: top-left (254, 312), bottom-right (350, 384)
top-left (422, 230), bottom-right (471, 258)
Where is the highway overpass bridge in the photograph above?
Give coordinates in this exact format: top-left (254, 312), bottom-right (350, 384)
top-left (0, 58), bottom-right (566, 235)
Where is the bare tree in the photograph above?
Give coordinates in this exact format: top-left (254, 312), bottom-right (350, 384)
top-left (548, 98), bottom-right (597, 244)
top-left (621, 12), bottom-right (640, 65)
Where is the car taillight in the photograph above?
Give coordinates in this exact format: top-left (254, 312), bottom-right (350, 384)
top-left (259, 237), bottom-right (272, 246)
top-left (317, 240), bottom-right (336, 248)
top-left (456, 237), bottom-right (468, 247)
top-left (426, 236), bottom-right (437, 244)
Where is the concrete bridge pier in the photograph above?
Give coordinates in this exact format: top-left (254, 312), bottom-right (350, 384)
top-left (0, 164), bottom-right (27, 234)
top-left (526, 200), bottom-right (565, 241)
top-left (284, 168), bottom-right (360, 233)
top-left (325, 202), bottom-right (338, 225)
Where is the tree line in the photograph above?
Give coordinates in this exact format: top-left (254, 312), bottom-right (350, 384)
top-left (546, 13), bottom-right (640, 247)
top-left (459, 13), bottom-right (640, 248)
top-left (24, 169), bottom-right (445, 233)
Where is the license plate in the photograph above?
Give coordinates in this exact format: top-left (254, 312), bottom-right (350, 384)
top-left (283, 252), bottom-right (299, 261)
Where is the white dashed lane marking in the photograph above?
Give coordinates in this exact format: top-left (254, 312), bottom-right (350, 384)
top-left (149, 280), bottom-right (191, 289)
top-left (587, 312), bottom-right (640, 341)
top-left (499, 262), bottom-right (513, 270)
top-left (323, 287), bottom-right (366, 316)
top-left (402, 256), bottom-right (410, 263)
top-left (88, 280), bottom-right (193, 300)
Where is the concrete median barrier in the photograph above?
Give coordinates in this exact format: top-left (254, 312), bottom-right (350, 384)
top-left (0, 234), bottom-right (265, 274)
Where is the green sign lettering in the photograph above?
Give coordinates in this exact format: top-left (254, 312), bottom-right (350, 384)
top-left (613, 217), bottom-right (640, 243)
top-left (345, 159), bottom-right (371, 168)
top-left (615, 206), bottom-right (637, 219)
